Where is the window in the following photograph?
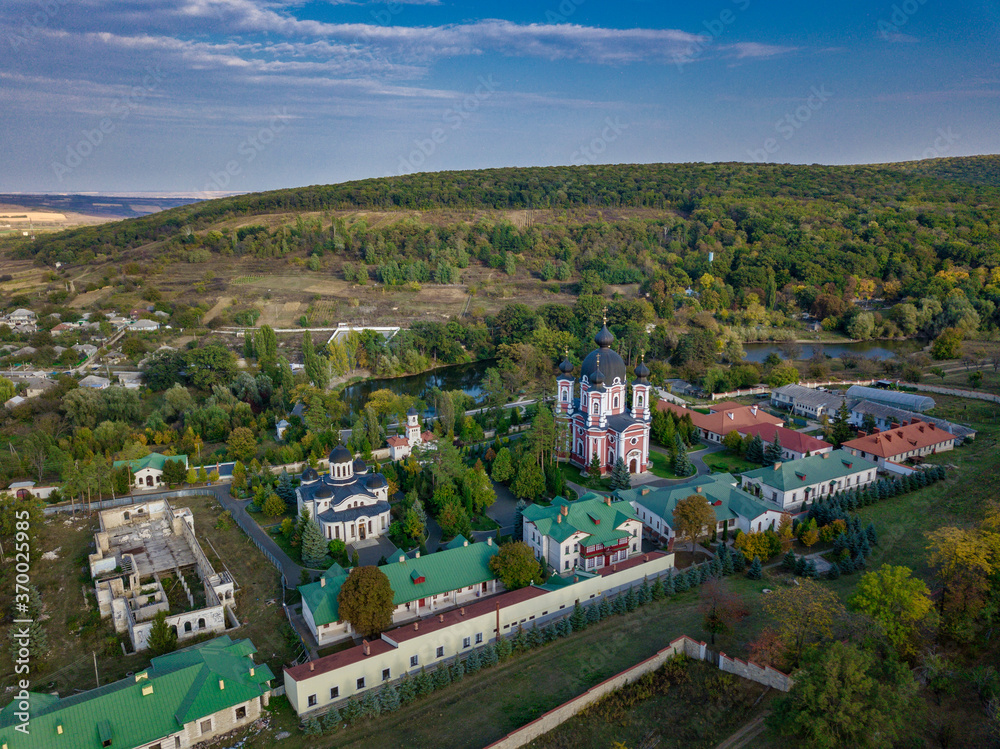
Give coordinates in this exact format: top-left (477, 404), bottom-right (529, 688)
top-left (475, 633), bottom-right (483, 644)
top-left (357, 677), bottom-right (365, 690)
top-left (436, 646), bottom-right (444, 658)
top-left (565, 561), bottom-right (570, 570)
top-left (410, 655), bottom-right (419, 667)
top-left (382, 668), bottom-right (391, 681)
top-left (330, 686), bottom-right (339, 699)
top-left (235, 706), bottom-right (247, 720)
top-left (463, 636), bottom-right (470, 648)
top-left (200, 719), bottom-right (213, 735)
top-left (307, 694), bottom-right (317, 707)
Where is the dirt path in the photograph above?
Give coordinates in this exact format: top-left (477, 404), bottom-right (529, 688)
top-left (202, 295), bottom-right (233, 324)
top-left (714, 712), bottom-right (770, 749)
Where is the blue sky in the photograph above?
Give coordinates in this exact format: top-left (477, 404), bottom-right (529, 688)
top-left (0, 0), bottom-right (997, 194)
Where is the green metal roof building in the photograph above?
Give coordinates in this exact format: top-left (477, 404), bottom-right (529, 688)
top-left (299, 538), bottom-right (502, 645)
top-left (739, 449), bottom-right (878, 510)
top-left (112, 453), bottom-right (189, 473)
top-left (0, 636), bottom-right (273, 749)
top-left (522, 493), bottom-right (644, 573)
top-left (615, 473), bottom-right (785, 543)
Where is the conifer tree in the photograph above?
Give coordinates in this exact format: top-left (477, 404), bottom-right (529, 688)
top-left (652, 577), bottom-right (666, 600)
top-left (415, 667), bottom-right (434, 695)
top-left (783, 550), bottom-right (797, 572)
top-left (746, 556), bottom-right (763, 580)
top-left (361, 688), bottom-right (381, 717)
top-left (672, 433), bottom-right (693, 476)
top-left (764, 433), bottom-right (783, 466)
top-left (450, 656), bottom-right (466, 682)
top-left (321, 707), bottom-right (342, 732)
top-left (570, 601), bottom-right (587, 630)
top-left (608, 457), bottom-right (631, 490)
top-left (675, 570), bottom-right (690, 592)
top-left (304, 718), bottom-right (322, 736)
top-left (826, 562), bottom-right (841, 580)
top-left (433, 664), bottom-right (451, 689)
top-left (379, 684), bottom-right (401, 713)
top-left (466, 647), bottom-right (482, 673)
top-left (745, 434), bottom-right (765, 464)
top-left (300, 519), bottom-right (329, 568)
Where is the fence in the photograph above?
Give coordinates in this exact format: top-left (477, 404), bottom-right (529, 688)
top-left (228, 506), bottom-right (290, 587)
top-left (485, 635), bottom-right (793, 749)
top-left (42, 488), bottom-right (217, 515)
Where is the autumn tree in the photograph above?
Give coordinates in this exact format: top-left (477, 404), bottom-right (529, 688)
top-left (227, 426), bottom-right (258, 462)
top-left (673, 494), bottom-right (716, 552)
top-left (762, 579), bottom-right (845, 666)
top-left (734, 529), bottom-right (781, 561)
top-left (768, 641), bottom-right (919, 749)
top-left (489, 541), bottom-right (543, 590)
top-left (722, 430), bottom-right (744, 455)
top-left (699, 579), bottom-right (749, 645)
top-left (337, 566), bottom-right (395, 638)
top-left (848, 565), bottom-right (934, 658)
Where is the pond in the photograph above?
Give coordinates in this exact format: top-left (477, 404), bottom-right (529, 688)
top-left (742, 339), bottom-right (922, 363)
top-left (339, 358), bottom-right (494, 416)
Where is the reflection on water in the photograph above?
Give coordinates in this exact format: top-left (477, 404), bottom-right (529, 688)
top-left (340, 359), bottom-right (494, 416)
top-left (742, 339), bottom-right (921, 363)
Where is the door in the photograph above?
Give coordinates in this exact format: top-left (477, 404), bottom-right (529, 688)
top-left (359, 523), bottom-right (366, 540)
top-left (629, 458), bottom-right (638, 473)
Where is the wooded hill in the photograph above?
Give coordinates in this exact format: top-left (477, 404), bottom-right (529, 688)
top-left (7, 156), bottom-right (1000, 337)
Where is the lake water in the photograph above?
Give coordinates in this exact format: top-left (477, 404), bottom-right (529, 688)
top-left (340, 359), bottom-right (493, 416)
top-left (742, 339), bottom-right (921, 363)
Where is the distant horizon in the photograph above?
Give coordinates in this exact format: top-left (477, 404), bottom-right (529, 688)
top-left (2, 1), bottom-right (998, 194)
top-left (4, 153), bottom-right (998, 201)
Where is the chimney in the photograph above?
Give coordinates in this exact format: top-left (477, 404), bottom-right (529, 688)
top-left (561, 504), bottom-right (569, 516)
top-left (460, 607), bottom-right (465, 616)
top-left (414, 622), bottom-right (419, 631)
top-left (249, 667), bottom-right (255, 677)
top-left (604, 496), bottom-right (611, 506)
top-left (774, 462), bottom-right (782, 470)
top-left (309, 662), bottom-right (315, 672)
top-left (857, 431), bottom-right (866, 438)
top-left (891, 422), bottom-right (900, 429)
top-left (219, 679), bottom-right (225, 690)
top-left (822, 452), bottom-right (830, 459)
top-left (463, 540), bottom-right (468, 547)
top-left (438, 614), bottom-right (444, 623)
top-left (399, 555), bottom-right (406, 563)
top-left (695, 486), bottom-right (702, 493)
top-left (320, 577), bottom-right (326, 587)
top-left (362, 639), bottom-right (370, 656)
top-left (612, 564), bottom-right (617, 572)
top-left (487, 537), bottom-right (493, 546)
top-left (872, 427), bottom-right (880, 434)
top-left (415, 551), bottom-right (420, 558)
top-left (556, 514), bottom-right (562, 524)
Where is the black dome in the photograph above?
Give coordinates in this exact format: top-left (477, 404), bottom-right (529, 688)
top-left (300, 467), bottom-right (319, 483)
top-left (314, 487), bottom-right (333, 500)
top-left (594, 324), bottom-right (614, 348)
top-left (406, 406), bottom-right (418, 416)
top-left (353, 458), bottom-right (368, 474)
top-left (581, 348), bottom-right (626, 385)
top-left (366, 474), bottom-right (386, 490)
top-left (329, 445), bottom-right (352, 465)
top-left (635, 358), bottom-right (650, 381)
top-left (558, 354), bottom-right (574, 375)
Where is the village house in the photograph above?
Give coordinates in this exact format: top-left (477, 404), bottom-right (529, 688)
top-left (522, 493), bottom-right (644, 573)
top-left (284, 551), bottom-right (674, 717)
top-left (0, 636), bottom-right (273, 749)
top-left (88, 499), bottom-right (237, 652)
top-left (113, 452), bottom-right (189, 489)
top-left (849, 400), bottom-right (976, 442)
top-left (656, 400), bottom-right (783, 444)
top-left (296, 448), bottom-right (391, 543)
top-left (740, 449), bottom-right (878, 511)
top-left (386, 407), bottom-right (438, 460)
top-left (737, 422), bottom-right (833, 461)
top-left (299, 536), bottom-right (501, 646)
top-left (841, 418), bottom-right (955, 469)
top-left (79, 374), bottom-right (111, 389)
top-left (769, 383), bottom-right (849, 419)
top-left (7, 308), bottom-right (36, 326)
top-left (616, 473), bottom-right (785, 547)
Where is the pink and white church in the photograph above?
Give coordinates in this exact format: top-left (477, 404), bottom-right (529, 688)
top-left (556, 322), bottom-right (652, 476)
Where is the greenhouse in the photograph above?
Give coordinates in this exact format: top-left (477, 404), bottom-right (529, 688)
top-left (845, 385), bottom-right (936, 412)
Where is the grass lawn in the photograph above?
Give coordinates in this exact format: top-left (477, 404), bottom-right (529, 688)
top-left (471, 514), bottom-right (500, 531)
top-left (648, 449), bottom-right (695, 480)
top-left (702, 451), bottom-right (760, 475)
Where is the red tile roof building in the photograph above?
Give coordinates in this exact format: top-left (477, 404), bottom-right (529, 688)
top-left (656, 401), bottom-right (783, 444)
top-left (738, 423), bottom-right (833, 461)
top-left (841, 418), bottom-right (955, 467)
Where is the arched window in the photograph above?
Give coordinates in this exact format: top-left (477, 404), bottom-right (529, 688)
top-left (613, 396), bottom-right (619, 409)
top-left (184, 621), bottom-right (192, 633)
top-left (593, 400), bottom-right (600, 414)
top-left (638, 394), bottom-right (644, 407)
top-left (198, 617), bottom-right (206, 629)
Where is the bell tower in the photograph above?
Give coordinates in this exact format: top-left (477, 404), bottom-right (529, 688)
top-left (632, 354), bottom-right (651, 422)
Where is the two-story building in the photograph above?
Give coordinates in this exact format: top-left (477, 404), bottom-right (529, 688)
top-left (299, 537), bottom-right (502, 646)
top-left (616, 473), bottom-right (785, 547)
top-left (769, 384), bottom-right (849, 419)
top-left (740, 449), bottom-right (878, 511)
top-left (522, 494), bottom-right (643, 573)
top-left (737, 423), bottom-right (833, 461)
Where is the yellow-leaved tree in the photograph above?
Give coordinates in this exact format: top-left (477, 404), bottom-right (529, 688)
top-left (848, 565), bottom-right (934, 658)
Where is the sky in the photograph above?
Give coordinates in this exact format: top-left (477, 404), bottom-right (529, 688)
top-left (0, 0), bottom-right (998, 194)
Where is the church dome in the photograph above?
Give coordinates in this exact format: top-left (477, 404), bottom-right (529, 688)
top-left (353, 458), bottom-right (368, 474)
top-left (580, 324), bottom-right (626, 385)
top-left (366, 474), bottom-right (386, 490)
top-left (314, 487), bottom-right (333, 500)
top-left (300, 467), bottom-right (319, 484)
top-left (329, 445), bottom-right (352, 465)
top-left (406, 406), bottom-right (418, 416)
top-left (635, 357), bottom-right (650, 383)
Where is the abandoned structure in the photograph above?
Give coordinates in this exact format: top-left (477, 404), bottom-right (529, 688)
top-left (88, 499), bottom-right (238, 652)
